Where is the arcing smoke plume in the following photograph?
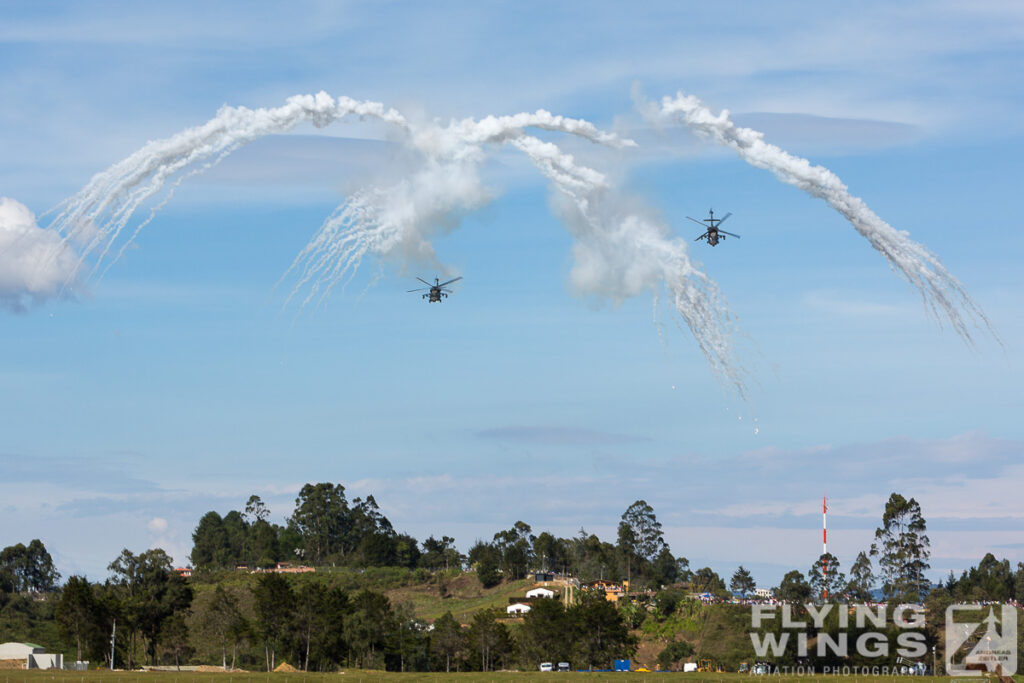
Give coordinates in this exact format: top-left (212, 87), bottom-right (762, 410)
top-left (646, 91), bottom-right (995, 346)
top-left (287, 122), bottom-right (747, 394)
top-left (281, 109), bottom-right (634, 308)
top-left (43, 92), bottom-right (748, 394)
top-left (49, 93), bottom-right (410, 280)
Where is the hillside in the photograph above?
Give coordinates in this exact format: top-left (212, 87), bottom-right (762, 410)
top-left (384, 572), bottom-right (534, 623)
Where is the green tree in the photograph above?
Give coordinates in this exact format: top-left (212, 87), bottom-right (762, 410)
top-left (349, 495), bottom-right (393, 544)
top-left (468, 541), bottom-right (502, 588)
top-left (390, 600), bottom-right (427, 672)
top-left (420, 536), bottom-right (459, 571)
top-left (519, 596), bottom-right (571, 666)
top-left (191, 511), bottom-right (228, 568)
top-left (107, 548), bottom-right (192, 667)
top-left (1016, 562), bottom-right (1024, 603)
top-left (653, 587), bottom-right (686, 618)
top-left (158, 611), bottom-right (191, 670)
top-left (191, 584), bottom-right (245, 669)
top-left (252, 572), bottom-right (294, 671)
top-left (430, 611), bottom-right (465, 672)
top-left (617, 500), bottom-right (665, 584)
top-left (808, 553), bottom-right (845, 601)
top-left (344, 589), bottom-right (394, 669)
top-left (845, 551), bottom-right (875, 602)
top-left (392, 533), bottom-right (422, 569)
top-left (776, 569), bottom-right (812, 603)
top-left (289, 483), bottom-right (350, 564)
top-left (569, 529), bottom-right (618, 582)
top-left (870, 493), bottom-right (930, 602)
top-left (652, 547), bottom-right (682, 586)
top-left (317, 586), bottom-right (350, 669)
top-left (466, 609), bottom-right (511, 672)
top-left (570, 592), bottom-right (636, 668)
top-left (244, 495), bottom-right (270, 523)
top-left (243, 495), bottom-right (281, 567)
top-left (55, 575), bottom-right (100, 662)
top-left (960, 553), bottom-right (1015, 601)
top-left (730, 566), bottom-right (756, 598)
top-left (691, 567), bottom-right (726, 595)
top-left (293, 582), bottom-right (327, 671)
top-left (221, 511), bottom-right (249, 566)
top-left (493, 521), bottom-right (534, 580)
top-left (533, 532), bottom-right (567, 573)
top-left (0, 539), bottom-right (60, 592)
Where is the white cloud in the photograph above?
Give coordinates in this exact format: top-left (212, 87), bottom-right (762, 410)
top-left (146, 517), bottom-right (168, 534)
top-left (0, 197), bottom-right (79, 311)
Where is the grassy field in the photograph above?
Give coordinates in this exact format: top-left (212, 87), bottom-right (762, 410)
top-left (1, 672), bottom-right (1023, 683)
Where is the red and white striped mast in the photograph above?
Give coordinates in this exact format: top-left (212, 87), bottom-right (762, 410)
top-left (822, 495), bottom-right (828, 601)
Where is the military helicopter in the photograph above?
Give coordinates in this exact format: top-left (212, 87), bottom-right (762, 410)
top-left (687, 209), bottom-right (739, 246)
top-left (408, 276), bottom-right (462, 302)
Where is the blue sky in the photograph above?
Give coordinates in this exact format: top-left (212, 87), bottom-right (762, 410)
top-left (1, 0), bottom-right (1022, 588)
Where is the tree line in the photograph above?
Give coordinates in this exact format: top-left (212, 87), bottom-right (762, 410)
top-left (30, 550), bottom-right (636, 672)
top-left (3, 488), bottom-right (1023, 672)
top-left (191, 487), bottom-right (695, 592)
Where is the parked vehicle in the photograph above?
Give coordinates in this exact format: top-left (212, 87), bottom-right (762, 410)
top-left (557, 662), bottom-right (571, 672)
top-left (540, 662), bottom-right (553, 672)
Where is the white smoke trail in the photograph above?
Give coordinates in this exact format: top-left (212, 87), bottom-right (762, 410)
top-left (509, 134), bottom-right (747, 395)
top-left (281, 110), bottom-right (633, 310)
top-left (647, 91), bottom-right (995, 346)
top-left (282, 110), bottom-right (747, 396)
top-left (43, 91), bottom-right (748, 393)
top-left (47, 92), bottom-right (410, 279)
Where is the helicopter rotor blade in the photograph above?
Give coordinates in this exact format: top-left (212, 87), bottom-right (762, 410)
top-left (686, 216), bottom-right (709, 227)
top-left (694, 233), bottom-right (707, 241)
top-left (416, 277), bottom-right (433, 287)
top-left (719, 230), bottom-right (740, 238)
top-left (408, 288), bottom-right (428, 292)
top-left (717, 212), bottom-right (733, 225)
top-left (437, 276), bottom-right (463, 287)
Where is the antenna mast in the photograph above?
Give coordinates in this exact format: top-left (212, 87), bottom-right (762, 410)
top-left (822, 495), bottom-right (828, 601)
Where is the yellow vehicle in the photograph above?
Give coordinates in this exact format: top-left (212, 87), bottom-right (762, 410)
top-left (697, 659), bottom-right (725, 672)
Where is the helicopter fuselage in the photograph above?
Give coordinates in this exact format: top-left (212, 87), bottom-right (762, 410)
top-left (410, 276), bottom-right (462, 302)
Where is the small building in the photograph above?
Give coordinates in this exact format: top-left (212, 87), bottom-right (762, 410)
top-left (506, 602), bottom-right (532, 616)
top-left (534, 571), bottom-right (555, 582)
top-left (581, 579), bottom-right (629, 602)
top-left (173, 567), bottom-right (192, 578)
top-left (0, 643), bottom-right (43, 660)
top-left (28, 653), bottom-right (63, 670)
top-left (0, 643), bottom-right (61, 670)
top-left (753, 587), bottom-right (773, 599)
top-left (526, 587), bottom-right (556, 599)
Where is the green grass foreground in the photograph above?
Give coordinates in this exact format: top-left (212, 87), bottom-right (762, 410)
top-left (1, 673), bottom-right (1023, 683)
